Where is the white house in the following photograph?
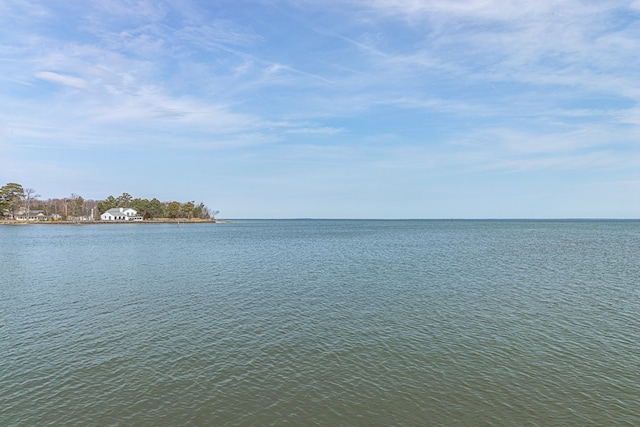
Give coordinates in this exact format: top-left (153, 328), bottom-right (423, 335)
top-left (16, 209), bottom-right (45, 221)
top-left (100, 207), bottom-right (143, 221)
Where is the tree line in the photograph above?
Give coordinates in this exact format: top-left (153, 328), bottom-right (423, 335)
top-left (1, 182), bottom-right (218, 221)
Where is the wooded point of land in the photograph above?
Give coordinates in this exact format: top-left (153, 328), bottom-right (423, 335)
top-left (0, 182), bottom-right (218, 221)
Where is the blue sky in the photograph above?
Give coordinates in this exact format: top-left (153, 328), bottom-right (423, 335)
top-left (1, 0), bottom-right (639, 218)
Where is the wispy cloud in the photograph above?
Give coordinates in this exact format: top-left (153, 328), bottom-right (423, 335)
top-left (34, 71), bottom-right (89, 89)
top-left (362, 0), bottom-right (640, 95)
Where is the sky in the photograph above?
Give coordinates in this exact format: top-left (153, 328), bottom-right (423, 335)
top-left (1, 0), bottom-right (639, 218)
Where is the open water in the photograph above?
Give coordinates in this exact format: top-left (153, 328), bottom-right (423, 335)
top-left (1, 220), bottom-right (639, 426)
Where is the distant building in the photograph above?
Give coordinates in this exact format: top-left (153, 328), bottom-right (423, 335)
top-left (100, 207), bottom-right (143, 221)
top-left (16, 209), bottom-right (45, 221)
top-left (13, 209), bottom-right (62, 221)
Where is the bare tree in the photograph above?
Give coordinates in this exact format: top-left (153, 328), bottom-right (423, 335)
top-left (23, 188), bottom-right (40, 218)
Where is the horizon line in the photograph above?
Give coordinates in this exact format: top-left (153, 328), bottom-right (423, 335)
top-left (224, 217), bottom-right (640, 221)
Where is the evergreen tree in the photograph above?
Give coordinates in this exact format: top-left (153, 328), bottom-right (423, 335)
top-left (0, 183), bottom-right (25, 218)
top-left (165, 201), bottom-right (180, 218)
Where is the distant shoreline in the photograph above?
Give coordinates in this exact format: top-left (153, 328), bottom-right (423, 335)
top-left (0, 219), bottom-right (227, 225)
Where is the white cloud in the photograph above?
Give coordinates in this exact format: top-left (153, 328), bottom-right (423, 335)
top-left (265, 63), bottom-right (286, 75)
top-left (283, 126), bottom-right (344, 135)
top-left (34, 71), bottom-right (89, 89)
top-left (352, 0), bottom-right (640, 97)
top-left (90, 0), bottom-right (168, 23)
top-left (366, 0), bottom-right (595, 23)
top-left (616, 106), bottom-right (640, 125)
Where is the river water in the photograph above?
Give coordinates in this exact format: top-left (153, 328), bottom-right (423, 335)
top-left (1, 220), bottom-right (639, 425)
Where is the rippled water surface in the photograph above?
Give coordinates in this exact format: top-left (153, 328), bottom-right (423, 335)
top-left (2, 220), bottom-right (639, 426)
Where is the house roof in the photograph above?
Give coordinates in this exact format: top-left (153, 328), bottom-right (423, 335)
top-left (103, 207), bottom-right (137, 215)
